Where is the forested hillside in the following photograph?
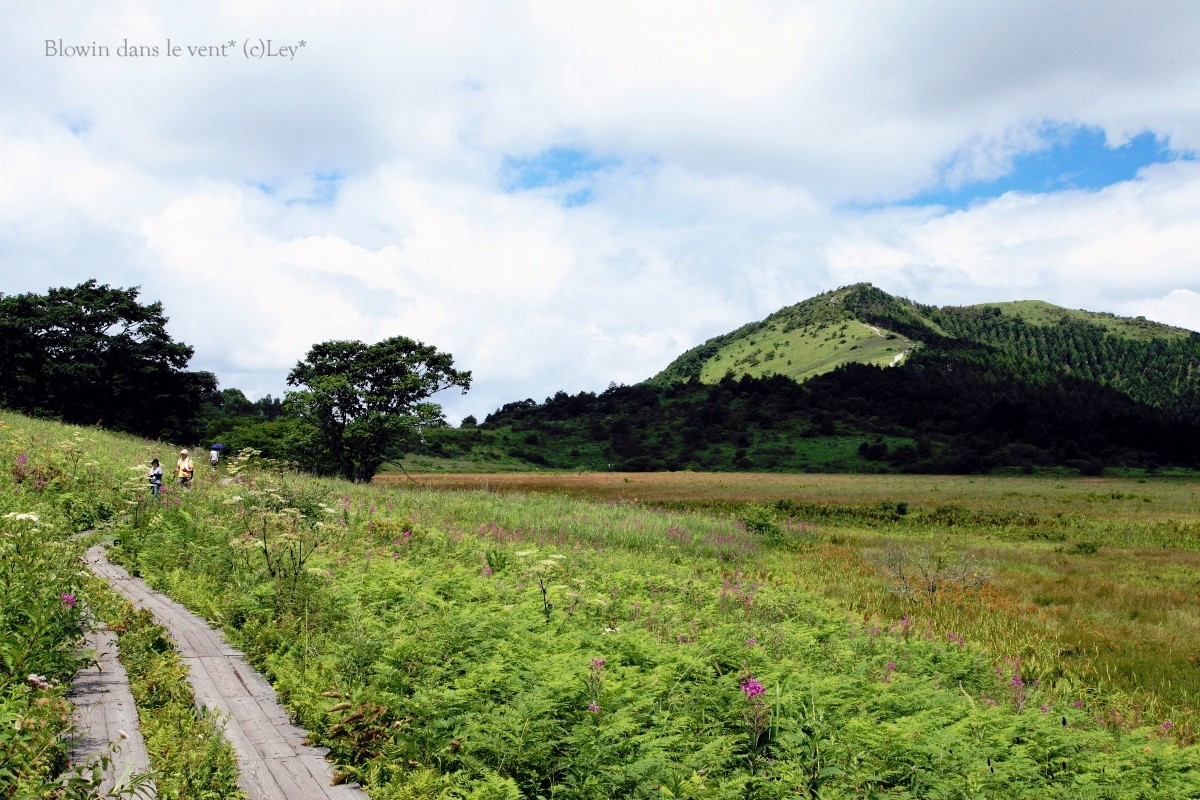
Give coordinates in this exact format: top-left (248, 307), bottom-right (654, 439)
top-left (410, 285), bottom-right (1200, 475)
top-left (930, 303), bottom-right (1200, 418)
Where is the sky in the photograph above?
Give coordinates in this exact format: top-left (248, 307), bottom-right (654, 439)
top-left (3, 1), bottom-right (1199, 423)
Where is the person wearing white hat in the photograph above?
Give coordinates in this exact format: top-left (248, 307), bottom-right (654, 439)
top-left (175, 448), bottom-right (194, 489)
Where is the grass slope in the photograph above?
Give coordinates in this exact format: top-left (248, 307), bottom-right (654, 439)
top-left (653, 283), bottom-right (929, 385)
top-left (982, 300), bottom-right (1195, 342)
top-left (697, 319), bottom-right (914, 383)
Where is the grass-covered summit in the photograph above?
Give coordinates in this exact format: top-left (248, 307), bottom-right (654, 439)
top-left (651, 284), bottom-right (931, 386)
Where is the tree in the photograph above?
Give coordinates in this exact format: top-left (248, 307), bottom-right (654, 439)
top-left (0, 280), bottom-right (215, 440)
top-left (284, 336), bottom-right (471, 481)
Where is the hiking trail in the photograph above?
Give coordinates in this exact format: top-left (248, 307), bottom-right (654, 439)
top-left (81, 544), bottom-right (369, 800)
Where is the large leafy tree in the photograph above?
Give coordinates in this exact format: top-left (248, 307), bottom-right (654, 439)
top-left (0, 280), bottom-right (216, 440)
top-left (285, 336), bottom-right (471, 481)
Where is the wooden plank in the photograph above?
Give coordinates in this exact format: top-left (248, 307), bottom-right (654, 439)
top-left (267, 752), bottom-right (358, 796)
top-left (85, 546), bottom-right (369, 800)
top-left (68, 626), bottom-right (156, 796)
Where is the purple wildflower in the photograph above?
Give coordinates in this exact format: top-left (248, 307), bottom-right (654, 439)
top-left (590, 658), bottom-right (606, 672)
top-left (587, 702), bottom-right (601, 713)
top-left (741, 677), bottom-right (766, 699)
top-left (60, 592), bottom-right (76, 608)
top-left (745, 637), bottom-right (757, 646)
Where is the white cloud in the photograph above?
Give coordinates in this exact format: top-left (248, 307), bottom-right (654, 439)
top-left (2, 1), bottom-right (1200, 423)
top-left (1124, 289), bottom-right (1200, 333)
top-left (820, 159), bottom-right (1200, 312)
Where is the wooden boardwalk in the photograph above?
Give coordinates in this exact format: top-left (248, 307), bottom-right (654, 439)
top-left (84, 545), bottom-right (370, 800)
top-left (68, 624), bottom-right (156, 796)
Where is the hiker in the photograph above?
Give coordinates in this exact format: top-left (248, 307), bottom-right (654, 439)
top-left (175, 448), bottom-right (194, 489)
top-left (210, 446), bottom-right (220, 468)
top-left (148, 458), bottom-right (163, 496)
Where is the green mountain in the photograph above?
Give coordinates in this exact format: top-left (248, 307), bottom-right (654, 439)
top-left (652, 283), bottom-right (1200, 414)
top-left (650, 284), bottom-right (933, 385)
top-left (401, 284), bottom-right (1200, 475)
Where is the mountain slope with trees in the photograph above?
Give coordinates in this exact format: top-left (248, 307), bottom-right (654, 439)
top-left (410, 284), bottom-right (1200, 475)
top-left (652, 283), bottom-right (1200, 418)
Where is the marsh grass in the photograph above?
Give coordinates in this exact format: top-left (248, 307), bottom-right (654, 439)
top-left (389, 471), bottom-right (1200, 740)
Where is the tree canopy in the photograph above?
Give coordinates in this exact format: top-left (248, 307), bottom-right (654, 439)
top-left (0, 280), bottom-right (215, 440)
top-left (285, 336), bottom-right (471, 481)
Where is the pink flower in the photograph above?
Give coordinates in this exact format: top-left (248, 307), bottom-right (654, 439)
top-left (587, 702), bottom-right (601, 713)
top-left (60, 592), bottom-right (76, 608)
top-left (741, 677), bottom-right (765, 699)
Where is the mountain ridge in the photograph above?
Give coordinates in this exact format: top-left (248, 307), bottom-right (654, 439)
top-left (650, 283), bottom-right (1200, 417)
top-left (427, 283), bottom-right (1200, 474)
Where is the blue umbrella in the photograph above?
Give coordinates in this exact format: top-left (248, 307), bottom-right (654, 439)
top-left (209, 443), bottom-right (229, 452)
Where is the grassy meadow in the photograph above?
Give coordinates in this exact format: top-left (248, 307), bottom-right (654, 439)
top-left (388, 471), bottom-right (1200, 739)
top-left (4, 412), bottom-right (1200, 798)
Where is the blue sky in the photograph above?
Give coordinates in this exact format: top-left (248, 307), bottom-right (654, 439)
top-left (501, 146), bottom-right (618, 206)
top-left (252, 171), bottom-right (345, 206)
top-left (905, 125), bottom-right (1194, 209)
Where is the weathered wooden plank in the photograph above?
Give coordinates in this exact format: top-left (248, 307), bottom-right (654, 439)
top-left (67, 626), bottom-right (156, 796)
top-left (266, 753), bottom-right (362, 797)
top-left (86, 546), bottom-right (369, 800)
